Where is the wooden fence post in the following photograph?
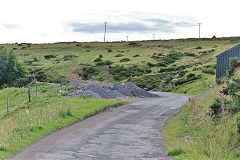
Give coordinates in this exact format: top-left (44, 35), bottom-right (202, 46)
top-left (28, 86), bottom-right (31, 103)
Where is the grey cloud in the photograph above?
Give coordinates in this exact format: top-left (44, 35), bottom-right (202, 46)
top-left (68, 18), bottom-right (196, 34)
top-left (3, 24), bottom-right (20, 29)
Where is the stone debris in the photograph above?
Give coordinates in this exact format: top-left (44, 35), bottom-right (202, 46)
top-left (68, 81), bottom-right (159, 99)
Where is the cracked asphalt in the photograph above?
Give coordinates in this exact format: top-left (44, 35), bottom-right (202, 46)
top-left (8, 92), bottom-right (190, 160)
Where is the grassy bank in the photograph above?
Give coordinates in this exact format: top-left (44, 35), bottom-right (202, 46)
top-left (163, 80), bottom-right (240, 159)
top-left (0, 84), bottom-right (131, 159)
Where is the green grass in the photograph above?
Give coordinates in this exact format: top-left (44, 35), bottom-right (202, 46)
top-left (2, 37), bottom-right (240, 95)
top-left (0, 84), bottom-right (131, 159)
top-left (163, 84), bottom-right (240, 159)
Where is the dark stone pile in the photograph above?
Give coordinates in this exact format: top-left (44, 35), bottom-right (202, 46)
top-left (69, 82), bottom-right (158, 99)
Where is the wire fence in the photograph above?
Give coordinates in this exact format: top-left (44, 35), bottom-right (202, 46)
top-left (0, 84), bottom-right (42, 119)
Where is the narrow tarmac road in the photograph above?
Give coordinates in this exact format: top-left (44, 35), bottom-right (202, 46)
top-left (9, 92), bottom-right (190, 160)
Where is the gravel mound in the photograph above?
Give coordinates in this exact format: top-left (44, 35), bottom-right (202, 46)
top-left (81, 85), bottom-right (118, 99)
top-left (68, 90), bottom-right (98, 98)
top-left (68, 81), bottom-right (159, 99)
top-left (110, 82), bottom-right (159, 98)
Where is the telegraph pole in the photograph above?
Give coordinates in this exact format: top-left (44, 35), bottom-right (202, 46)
top-left (104, 22), bottom-right (108, 42)
top-left (198, 23), bottom-right (201, 39)
top-left (152, 34), bottom-right (156, 40)
top-left (126, 36), bottom-right (128, 42)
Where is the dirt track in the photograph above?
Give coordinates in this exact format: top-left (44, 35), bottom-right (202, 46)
top-left (9, 92), bottom-right (190, 160)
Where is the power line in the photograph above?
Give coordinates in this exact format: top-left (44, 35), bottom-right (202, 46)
top-left (104, 22), bottom-right (108, 42)
top-left (198, 23), bottom-right (202, 39)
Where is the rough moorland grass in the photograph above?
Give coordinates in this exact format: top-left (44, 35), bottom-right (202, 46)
top-left (1, 38), bottom-right (239, 95)
top-left (0, 85), bottom-right (131, 159)
top-left (163, 85), bottom-right (240, 160)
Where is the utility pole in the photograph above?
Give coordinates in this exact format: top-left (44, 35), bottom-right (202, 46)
top-left (126, 36), bottom-right (128, 42)
top-left (104, 22), bottom-right (108, 42)
top-left (198, 23), bottom-right (201, 39)
top-left (152, 34), bottom-right (156, 40)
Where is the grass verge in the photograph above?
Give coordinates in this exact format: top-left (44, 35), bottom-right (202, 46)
top-left (163, 85), bottom-right (240, 160)
top-left (0, 90), bottom-right (132, 159)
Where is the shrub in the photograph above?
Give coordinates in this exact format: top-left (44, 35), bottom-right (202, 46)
top-left (133, 54), bottom-right (140, 57)
top-left (184, 52), bottom-right (196, 57)
top-left (109, 65), bottom-right (147, 81)
top-left (196, 46), bottom-right (202, 49)
top-left (107, 49), bottom-right (112, 53)
top-left (167, 50), bottom-right (184, 60)
top-left (115, 54), bottom-right (123, 57)
top-left (209, 98), bottom-right (222, 117)
top-left (128, 42), bottom-right (141, 47)
top-left (0, 47), bottom-right (29, 87)
top-left (96, 60), bottom-right (113, 66)
top-left (44, 54), bottom-right (56, 59)
top-left (130, 74), bottom-right (164, 90)
top-left (99, 54), bottom-right (103, 58)
top-left (187, 73), bottom-right (195, 78)
top-left (175, 74), bottom-right (201, 86)
top-left (216, 78), bottom-right (223, 85)
top-left (226, 101), bottom-right (240, 114)
top-left (0, 143), bottom-right (8, 151)
top-left (228, 57), bottom-right (240, 77)
top-left (82, 65), bottom-right (99, 79)
top-left (178, 71), bottom-right (186, 77)
top-left (94, 58), bottom-right (102, 62)
top-left (120, 58), bottom-right (131, 63)
top-left (167, 148), bottom-right (185, 156)
top-left (202, 69), bottom-right (215, 75)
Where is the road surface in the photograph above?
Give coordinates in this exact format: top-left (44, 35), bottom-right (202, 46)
top-left (9, 92), bottom-right (190, 160)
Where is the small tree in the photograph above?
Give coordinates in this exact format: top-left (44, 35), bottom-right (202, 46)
top-left (0, 47), bottom-right (29, 87)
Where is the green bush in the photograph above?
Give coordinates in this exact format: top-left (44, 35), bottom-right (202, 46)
top-left (167, 148), bottom-right (185, 156)
top-left (82, 65), bottom-right (99, 79)
top-left (133, 54), bottom-right (140, 57)
top-left (196, 46), bottom-right (202, 49)
top-left (96, 60), bottom-right (114, 66)
top-left (99, 54), bottom-right (103, 58)
top-left (44, 54), bottom-right (56, 59)
top-left (130, 74), bottom-right (164, 90)
top-left (175, 74), bottom-right (201, 86)
top-left (128, 42), bottom-right (141, 47)
top-left (226, 101), bottom-right (240, 114)
top-left (115, 54), bottom-right (123, 57)
top-left (0, 47), bottom-right (29, 87)
top-left (178, 71), bottom-right (187, 77)
top-left (120, 58), bottom-right (131, 63)
top-left (209, 98), bottom-right (222, 117)
top-left (184, 52), bottom-right (196, 57)
top-left (107, 49), bottom-right (113, 53)
top-left (94, 58), bottom-right (102, 62)
top-left (202, 69), bottom-right (215, 75)
top-left (109, 65), bottom-right (148, 81)
top-left (228, 57), bottom-right (240, 77)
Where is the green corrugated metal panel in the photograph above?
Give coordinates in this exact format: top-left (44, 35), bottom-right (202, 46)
top-left (216, 44), bottom-right (240, 79)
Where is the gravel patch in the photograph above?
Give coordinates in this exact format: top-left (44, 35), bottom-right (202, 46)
top-left (110, 82), bottom-right (159, 98)
top-left (68, 81), bottom-right (159, 99)
top-left (68, 90), bottom-right (99, 98)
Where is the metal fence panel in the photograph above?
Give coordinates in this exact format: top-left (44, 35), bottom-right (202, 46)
top-left (216, 44), bottom-right (240, 79)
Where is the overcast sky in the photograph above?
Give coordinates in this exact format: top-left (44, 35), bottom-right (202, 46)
top-left (0, 0), bottom-right (240, 43)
